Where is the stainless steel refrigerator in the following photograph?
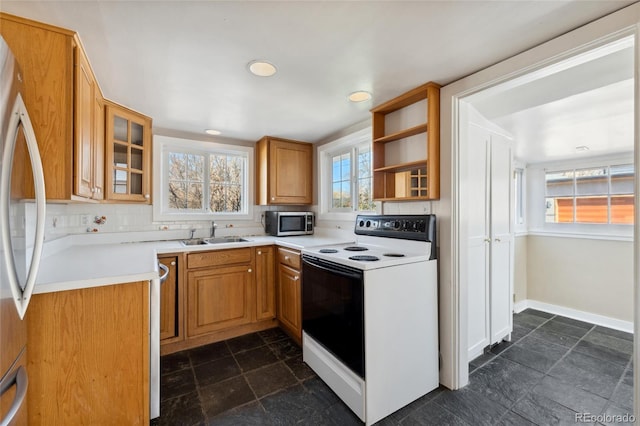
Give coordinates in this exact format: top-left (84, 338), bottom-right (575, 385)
top-left (0, 35), bottom-right (46, 425)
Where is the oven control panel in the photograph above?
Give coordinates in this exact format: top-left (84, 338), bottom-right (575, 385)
top-left (354, 214), bottom-right (436, 242)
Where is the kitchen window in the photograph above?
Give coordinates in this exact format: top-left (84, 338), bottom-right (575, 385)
top-left (318, 128), bottom-right (376, 219)
top-left (545, 164), bottom-right (634, 225)
top-left (153, 136), bottom-right (253, 221)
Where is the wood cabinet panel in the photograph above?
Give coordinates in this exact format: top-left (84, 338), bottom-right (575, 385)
top-left (187, 248), bottom-right (252, 269)
top-left (277, 247), bottom-right (301, 270)
top-left (255, 246), bottom-right (276, 320)
top-left (158, 255), bottom-right (179, 342)
top-left (0, 14), bottom-right (75, 200)
top-left (256, 136), bottom-right (313, 205)
top-left (187, 265), bottom-right (254, 336)
top-left (26, 282), bottom-right (149, 425)
top-left (277, 263), bottom-right (302, 344)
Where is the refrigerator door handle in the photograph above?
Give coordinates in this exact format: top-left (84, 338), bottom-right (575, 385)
top-left (0, 365), bottom-right (28, 426)
top-left (0, 92), bottom-right (46, 319)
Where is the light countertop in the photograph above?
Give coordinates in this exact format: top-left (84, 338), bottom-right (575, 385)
top-left (35, 230), bottom-right (354, 294)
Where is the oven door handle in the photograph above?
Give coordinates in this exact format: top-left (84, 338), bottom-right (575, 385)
top-left (302, 256), bottom-right (363, 281)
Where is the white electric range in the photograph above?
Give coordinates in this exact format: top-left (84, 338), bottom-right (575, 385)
top-left (301, 215), bottom-right (439, 425)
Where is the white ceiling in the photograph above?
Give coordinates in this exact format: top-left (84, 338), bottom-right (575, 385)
top-left (469, 39), bottom-right (634, 164)
top-left (0, 1), bottom-right (636, 145)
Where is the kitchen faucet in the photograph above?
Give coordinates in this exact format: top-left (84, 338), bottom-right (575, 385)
top-left (210, 221), bottom-right (217, 238)
top-left (189, 228), bottom-right (196, 239)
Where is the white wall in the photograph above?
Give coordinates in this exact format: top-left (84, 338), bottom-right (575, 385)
top-left (514, 235), bottom-right (527, 303)
top-left (527, 235), bottom-right (633, 322)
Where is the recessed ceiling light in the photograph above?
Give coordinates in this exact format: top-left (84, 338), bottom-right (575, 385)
top-left (248, 60), bottom-right (277, 77)
top-left (575, 145), bottom-right (590, 152)
top-left (348, 91), bottom-right (372, 102)
top-left (205, 129), bottom-right (221, 136)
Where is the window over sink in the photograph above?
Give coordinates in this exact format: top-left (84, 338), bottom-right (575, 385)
top-left (153, 135), bottom-right (253, 221)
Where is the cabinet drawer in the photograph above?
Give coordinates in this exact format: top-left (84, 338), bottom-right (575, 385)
top-left (277, 247), bottom-right (301, 270)
top-left (187, 248), bottom-right (252, 269)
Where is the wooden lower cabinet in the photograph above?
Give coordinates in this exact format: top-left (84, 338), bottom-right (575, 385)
top-left (159, 255), bottom-right (180, 342)
top-left (159, 247), bottom-right (279, 354)
top-left (255, 246), bottom-right (276, 320)
top-left (187, 265), bottom-right (254, 336)
top-left (277, 248), bottom-right (302, 344)
top-left (26, 282), bottom-right (149, 425)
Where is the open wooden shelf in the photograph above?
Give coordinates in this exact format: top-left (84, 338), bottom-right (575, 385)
top-left (373, 160), bottom-right (427, 173)
top-left (371, 82), bottom-right (440, 201)
top-left (373, 123), bottom-right (428, 144)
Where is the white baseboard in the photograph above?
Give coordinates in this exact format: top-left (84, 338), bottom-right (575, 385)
top-left (513, 299), bottom-right (633, 334)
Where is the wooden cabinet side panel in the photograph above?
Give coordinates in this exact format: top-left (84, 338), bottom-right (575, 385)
top-left (26, 282), bottom-right (150, 425)
top-left (0, 18), bottom-right (74, 199)
top-left (93, 93), bottom-right (105, 199)
top-left (74, 46), bottom-right (94, 199)
top-left (255, 137), bottom-right (269, 205)
top-left (255, 246), bottom-right (276, 320)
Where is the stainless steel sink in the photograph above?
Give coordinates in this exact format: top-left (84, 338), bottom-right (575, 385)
top-left (181, 237), bottom-right (248, 246)
top-left (181, 238), bottom-right (208, 246)
top-left (203, 237), bottom-right (248, 244)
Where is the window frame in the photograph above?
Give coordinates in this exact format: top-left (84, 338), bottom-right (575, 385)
top-left (318, 127), bottom-right (377, 221)
top-left (528, 154), bottom-right (634, 240)
top-left (153, 135), bottom-right (254, 221)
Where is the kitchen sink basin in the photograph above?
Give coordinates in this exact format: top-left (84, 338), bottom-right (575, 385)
top-left (181, 237), bottom-right (248, 246)
top-left (203, 237), bottom-right (248, 244)
top-left (181, 238), bottom-right (209, 246)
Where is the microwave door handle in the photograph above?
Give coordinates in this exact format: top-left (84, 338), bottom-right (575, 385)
top-left (0, 93), bottom-right (46, 319)
top-left (302, 257), bottom-right (362, 281)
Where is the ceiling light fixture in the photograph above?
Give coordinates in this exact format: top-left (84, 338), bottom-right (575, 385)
top-left (247, 60), bottom-right (277, 77)
top-left (205, 129), bottom-right (221, 136)
top-left (348, 91), bottom-right (372, 102)
top-left (575, 145), bottom-right (590, 152)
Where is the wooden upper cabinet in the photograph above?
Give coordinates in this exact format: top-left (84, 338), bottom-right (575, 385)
top-left (0, 13), bottom-right (151, 203)
top-left (0, 13), bottom-right (76, 200)
top-left (256, 136), bottom-right (313, 205)
top-left (371, 82), bottom-right (441, 201)
top-left (74, 45), bottom-right (104, 200)
top-left (105, 101), bottom-right (152, 203)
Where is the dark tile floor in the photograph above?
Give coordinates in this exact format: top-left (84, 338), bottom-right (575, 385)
top-left (152, 310), bottom-right (635, 425)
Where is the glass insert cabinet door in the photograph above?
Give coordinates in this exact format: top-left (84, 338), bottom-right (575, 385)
top-left (105, 102), bottom-right (152, 203)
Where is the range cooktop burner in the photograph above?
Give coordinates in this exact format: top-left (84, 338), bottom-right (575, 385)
top-left (344, 246), bottom-right (368, 252)
top-left (383, 253), bottom-right (406, 258)
top-left (349, 255), bottom-right (380, 262)
top-left (319, 249), bottom-right (339, 253)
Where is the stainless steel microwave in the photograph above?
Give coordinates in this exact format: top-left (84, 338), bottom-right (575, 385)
top-left (264, 211), bottom-right (314, 236)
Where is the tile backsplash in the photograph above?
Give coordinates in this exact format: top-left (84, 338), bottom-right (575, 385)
top-left (44, 203), bottom-right (278, 241)
top-left (44, 201), bottom-right (432, 242)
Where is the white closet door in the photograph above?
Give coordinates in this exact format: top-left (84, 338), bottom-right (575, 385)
top-left (466, 124), bottom-right (490, 358)
top-left (489, 134), bottom-right (513, 344)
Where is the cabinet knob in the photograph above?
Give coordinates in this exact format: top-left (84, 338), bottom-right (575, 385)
top-left (271, 197), bottom-right (275, 201)
top-left (170, 261), bottom-right (176, 266)
top-left (257, 250), bottom-right (262, 255)
top-left (144, 194), bottom-right (150, 199)
top-left (495, 238), bottom-right (501, 242)
top-left (294, 276), bottom-right (299, 281)
top-left (284, 256), bottom-right (289, 260)
top-left (484, 238), bottom-right (491, 243)
top-left (248, 268), bottom-right (252, 273)
top-left (91, 188), bottom-right (96, 193)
